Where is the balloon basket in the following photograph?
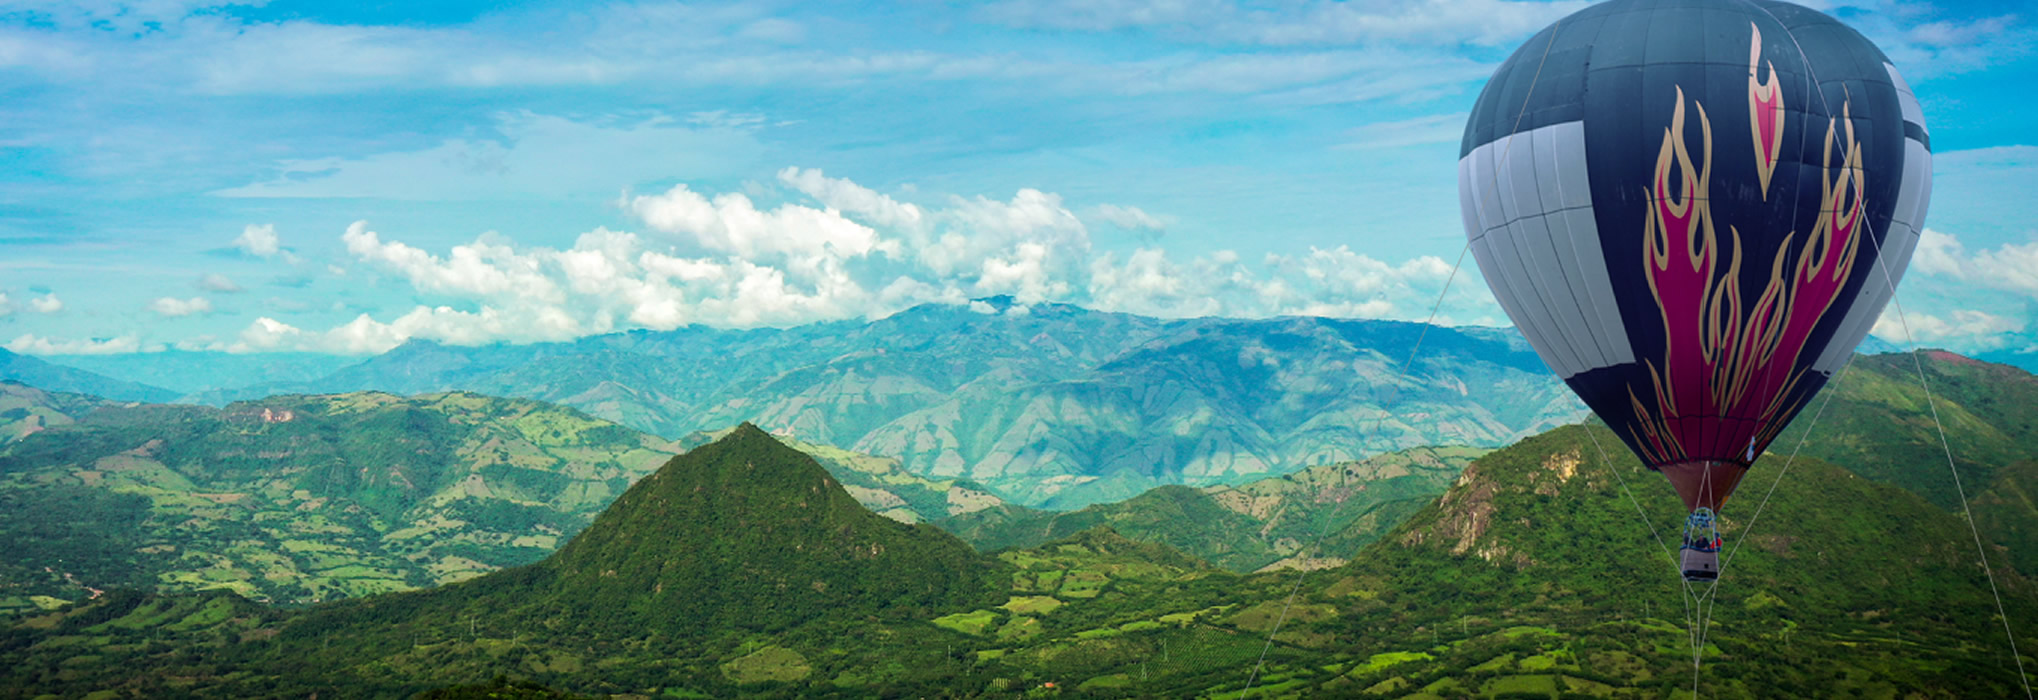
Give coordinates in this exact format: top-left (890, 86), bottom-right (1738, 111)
top-left (1680, 508), bottom-right (1722, 582)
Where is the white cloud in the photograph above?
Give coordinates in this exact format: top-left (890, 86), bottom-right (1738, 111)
top-left (980, 0), bottom-right (1585, 46)
top-left (1909, 228), bottom-right (2038, 296)
top-left (1337, 113), bottom-right (1465, 150)
top-left (1906, 17), bottom-right (2017, 48)
top-left (1090, 203), bottom-right (1168, 232)
top-left (5, 333), bottom-right (152, 355)
top-left (232, 170), bottom-right (1490, 352)
top-left (923, 188), bottom-right (1092, 285)
top-left (1873, 307), bottom-right (2023, 351)
top-left (1855, 11), bottom-right (2035, 80)
top-left (197, 272), bottom-right (242, 292)
top-left (0, 292), bottom-right (11, 317)
top-left (628, 183), bottom-right (897, 262)
top-left (149, 296), bottom-right (213, 316)
top-left (29, 293), bottom-right (63, 313)
top-left (233, 223), bottom-right (282, 257)
top-left (342, 221), bottom-right (576, 309)
top-left (777, 167), bottom-right (927, 234)
top-left (1086, 244), bottom-right (1484, 322)
top-left (216, 113), bottom-right (766, 200)
top-left (232, 316), bottom-right (304, 352)
top-left (0, 1), bottom-right (263, 32)
top-left (688, 110), bottom-right (767, 129)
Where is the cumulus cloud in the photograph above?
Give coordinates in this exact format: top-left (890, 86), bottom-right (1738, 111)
top-left (149, 296), bottom-right (213, 316)
top-left (777, 167), bottom-right (926, 233)
top-left (231, 316), bottom-right (304, 352)
top-left (198, 273), bottom-right (243, 292)
top-left (5, 334), bottom-right (152, 355)
top-left (232, 223), bottom-right (289, 259)
top-left (234, 170), bottom-right (1489, 353)
top-left (0, 293), bottom-right (11, 317)
top-left (343, 222), bottom-right (566, 303)
top-left (1909, 228), bottom-right (2038, 296)
top-left (628, 183), bottom-right (898, 261)
top-left (1873, 307), bottom-right (2023, 351)
top-left (29, 293), bottom-right (63, 313)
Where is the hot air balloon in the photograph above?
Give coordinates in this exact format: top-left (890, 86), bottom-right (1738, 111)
top-left (1458, 0), bottom-right (1931, 581)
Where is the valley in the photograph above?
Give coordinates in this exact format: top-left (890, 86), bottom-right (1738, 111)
top-left (2, 335), bottom-right (2035, 697)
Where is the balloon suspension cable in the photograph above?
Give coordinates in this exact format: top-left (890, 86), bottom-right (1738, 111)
top-left (1680, 350), bottom-right (1864, 695)
top-left (1240, 240), bottom-right (1471, 697)
top-left (1245, 14), bottom-right (1557, 697)
top-left (1866, 231), bottom-right (2033, 698)
top-left (1687, 466), bottom-right (1720, 695)
top-left (1580, 427), bottom-right (1702, 682)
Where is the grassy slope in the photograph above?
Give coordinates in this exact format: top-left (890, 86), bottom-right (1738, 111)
top-left (678, 426), bottom-right (1007, 525)
top-left (1780, 351), bottom-right (2038, 509)
top-left (0, 391), bottom-right (677, 610)
top-left (939, 446), bottom-right (1484, 572)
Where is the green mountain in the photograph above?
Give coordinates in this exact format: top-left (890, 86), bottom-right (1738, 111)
top-left (0, 380), bottom-right (119, 444)
top-left (854, 315), bottom-right (1576, 508)
top-left (178, 301), bottom-right (1584, 508)
top-left (1228, 425), bottom-right (2038, 697)
top-left (0, 348), bottom-right (177, 403)
top-left (0, 391), bottom-right (678, 611)
top-left (211, 424), bottom-right (1000, 696)
top-left (678, 426), bottom-right (1007, 524)
top-left (1779, 350), bottom-right (2038, 509)
top-left (1973, 459), bottom-right (2038, 579)
top-left (941, 446), bottom-right (1486, 573)
top-left (525, 423), bottom-right (999, 633)
top-left (0, 385), bottom-right (1032, 615)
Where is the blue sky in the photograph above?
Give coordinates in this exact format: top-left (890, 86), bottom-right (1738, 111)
top-left (0, 0), bottom-right (2032, 356)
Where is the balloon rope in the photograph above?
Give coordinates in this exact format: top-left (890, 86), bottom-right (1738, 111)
top-left (1743, 7), bottom-right (2025, 694)
top-left (1580, 426), bottom-right (1703, 690)
top-left (1867, 234), bottom-right (2033, 698)
top-left (1681, 352), bottom-right (1864, 687)
top-left (1583, 426), bottom-right (1677, 560)
top-left (1244, 12), bottom-right (1558, 694)
top-left (1240, 241), bottom-right (1471, 697)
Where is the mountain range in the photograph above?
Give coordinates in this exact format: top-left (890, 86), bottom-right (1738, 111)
top-left (36, 299), bottom-right (1587, 508)
top-left (9, 344), bottom-right (2037, 605)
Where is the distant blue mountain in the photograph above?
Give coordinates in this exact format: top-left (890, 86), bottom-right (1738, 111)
top-left (0, 349), bottom-right (177, 402)
top-left (163, 301), bottom-right (1585, 507)
top-left (45, 351), bottom-right (359, 395)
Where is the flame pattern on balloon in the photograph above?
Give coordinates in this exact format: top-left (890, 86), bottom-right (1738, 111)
top-left (1748, 23), bottom-right (1787, 199)
top-left (1626, 70), bottom-right (1868, 469)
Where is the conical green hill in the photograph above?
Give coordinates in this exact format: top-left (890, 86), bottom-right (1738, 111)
top-left (253, 423), bottom-right (1002, 694)
top-left (532, 422), bottom-right (999, 633)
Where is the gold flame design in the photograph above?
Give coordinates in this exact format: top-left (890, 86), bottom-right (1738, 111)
top-left (1625, 78), bottom-right (1867, 467)
top-left (1749, 23), bottom-right (1787, 199)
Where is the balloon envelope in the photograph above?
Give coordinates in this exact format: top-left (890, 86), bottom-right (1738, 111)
top-left (1457, 0), bottom-right (1931, 511)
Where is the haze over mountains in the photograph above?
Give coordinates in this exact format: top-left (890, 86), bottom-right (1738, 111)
top-left (26, 299), bottom-right (1585, 508)
top-left (0, 348), bottom-right (178, 403)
